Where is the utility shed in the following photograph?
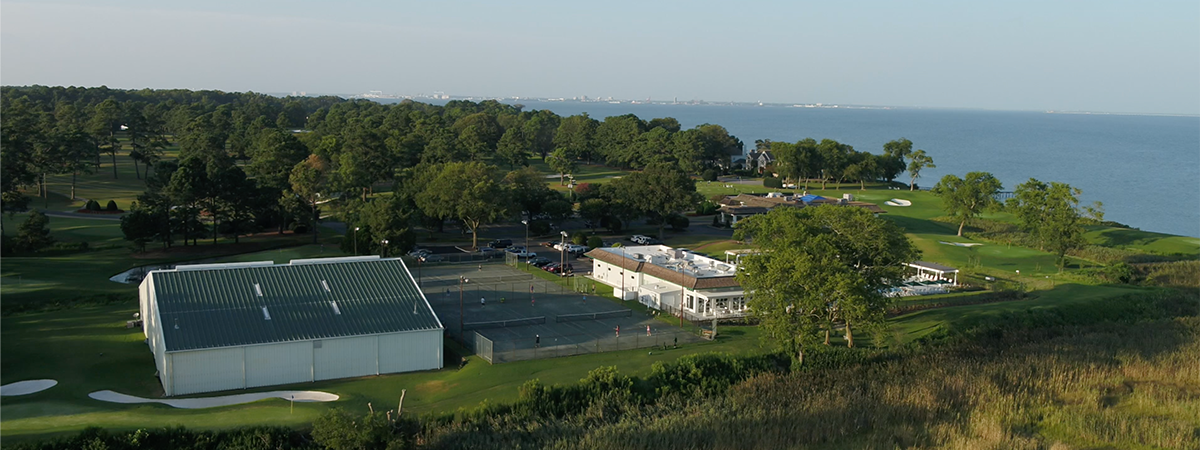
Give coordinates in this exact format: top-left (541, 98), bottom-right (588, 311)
top-left (139, 256), bottom-right (443, 396)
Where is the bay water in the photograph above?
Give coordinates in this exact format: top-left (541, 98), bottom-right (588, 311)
top-left (508, 101), bottom-right (1200, 238)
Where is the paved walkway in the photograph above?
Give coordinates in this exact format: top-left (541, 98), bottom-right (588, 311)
top-left (88, 389), bottom-right (339, 409)
top-left (41, 210), bottom-right (123, 221)
top-left (0, 379), bottom-right (58, 396)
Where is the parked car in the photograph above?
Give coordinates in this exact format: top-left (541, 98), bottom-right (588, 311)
top-left (408, 248), bottom-right (431, 258)
top-left (479, 247), bottom-right (502, 258)
top-left (642, 237), bottom-right (663, 245)
top-left (546, 263), bottom-right (574, 274)
top-left (629, 234), bottom-right (649, 244)
top-left (528, 257), bottom-right (552, 267)
top-left (513, 250), bottom-right (537, 258)
top-left (566, 244), bottom-right (588, 256)
top-left (419, 254), bottom-right (444, 263)
top-left (504, 245), bottom-right (526, 253)
top-left (542, 262), bottom-right (559, 272)
top-left (488, 239), bottom-right (513, 249)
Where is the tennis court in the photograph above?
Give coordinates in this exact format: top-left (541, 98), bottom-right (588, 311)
top-left (418, 263), bottom-right (703, 363)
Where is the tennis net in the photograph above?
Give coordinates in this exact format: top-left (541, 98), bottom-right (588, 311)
top-left (462, 316), bottom-right (546, 330)
top-left (555, 309), bottom-right (633, 323)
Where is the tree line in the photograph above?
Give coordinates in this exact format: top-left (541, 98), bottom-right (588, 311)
top-left (0, 86), bottom-right (741, 249)
top-left (759, 137), bottom-right (936, 191)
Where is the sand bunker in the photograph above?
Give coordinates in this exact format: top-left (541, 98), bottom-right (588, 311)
top-left (940, 241), bottom-right (983, 247)
top-left (89, 389), bottom-right (338, 409)
top-left (884, 199), bottom-right (912, 207)
top-left (0, 379), bottom-right (58, 396)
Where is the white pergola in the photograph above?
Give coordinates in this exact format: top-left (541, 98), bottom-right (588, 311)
top-left (905, 261), bottom-right (959, 286)
top-left (724, 249), bottom-right (758, 265)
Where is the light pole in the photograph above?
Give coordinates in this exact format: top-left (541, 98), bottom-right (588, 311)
top-left (677, 262), bottom-right (685, 327)
top-left (559, 230), bottom-right (568, 277)
top-left (521, 219), bottom-right (529, 253)
top-left (459, 276), bottom-right (469, 335)
top-left (353, 227), bottom-right (360, 255)
top-left (381, 239), bottom-right (389, 258)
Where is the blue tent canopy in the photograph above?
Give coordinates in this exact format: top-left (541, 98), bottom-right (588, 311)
top-left (798, 194), bottom-right (826, 202)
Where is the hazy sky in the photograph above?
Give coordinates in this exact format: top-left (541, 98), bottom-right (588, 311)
top-left (3, 1), bottom-right (1198, 114)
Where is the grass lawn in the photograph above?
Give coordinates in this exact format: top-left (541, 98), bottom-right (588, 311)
top-left (1084, 226), bottom-right (1200, 256)
top-left (886, 283), bottom-right (1144, 344)
top-left (41, 148), bottom-right (180, 211)
top-left (0, 299), bottom-right (765, 442)
top-left (4, 161), bottom-right (1196, 443)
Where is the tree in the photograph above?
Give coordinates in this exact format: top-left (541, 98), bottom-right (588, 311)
top-left (495, 127), bottom-right (529, 169)
top-left (816, 139), bottom-right (851, 189)
top-left (553, 113), bottom-right (597, 164)
top-left (87, 98), bottom-right (122, 179)
top-left (121, 203), bottom-right (165, 252)
top-left (522, 110), bottom-right (560, 160)
top-left (734, 205), bottom-right (917, 361)
top-left (546, 148), bottom-right (577, 185)
top-left (165, 156), bottom-right (210, 245)
top-left (16, 210), bottom-right (54, 252)
top-left (880, 138), bottom-right (913, 182)
top-left (1008, 179), bottom-right (1086, 270)
top-left (907, 149), bottom-right (935, 191)
top-left (503, 166), bottom-right (555, 219)
top-left (126, 103), bottom-right (170, 180)
top-left (290, 155), bottom-right (331, 244)
top-left (610, 162), bottom-right (700, 239)
top-left (418, 162), bottom-right (509, 249)
top-left (359, 196), bottom-right (416, 255)
top-left (579, 198), bottom-right (608, 232)
top-left (932, 172), bottom-right (1002, 236)
top-left (596, 114), bottom-right (646, 167)
top-left (647, 117), bottom-right (681, 133)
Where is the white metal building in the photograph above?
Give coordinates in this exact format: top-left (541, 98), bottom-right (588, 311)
top-left (586, 245), bottom-right (749, 320)
top-left (139, 256), bottom-right (443, 396)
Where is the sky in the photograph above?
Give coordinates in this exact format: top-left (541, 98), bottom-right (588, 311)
top-left (2, 0), bottom-right (1198, 115)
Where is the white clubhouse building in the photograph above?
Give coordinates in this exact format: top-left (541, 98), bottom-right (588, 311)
top-left (586, 245), bottom-right (748, 320)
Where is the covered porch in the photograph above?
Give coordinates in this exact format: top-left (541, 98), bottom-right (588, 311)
top-left (905, 261), bottom-right (959, 286)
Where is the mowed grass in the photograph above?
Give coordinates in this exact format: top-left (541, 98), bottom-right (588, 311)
top-left (3, 162), bottom-right (1195, 442)
top-left (0, 299), bottom-right (767, 441)
top-left (887, 283), bottom-right (1145, 344)
top-left (42, 148), bottom-right (179, 210)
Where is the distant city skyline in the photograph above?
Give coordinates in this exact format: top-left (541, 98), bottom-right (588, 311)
top-left (2, 0), bottom-right (1198, 115)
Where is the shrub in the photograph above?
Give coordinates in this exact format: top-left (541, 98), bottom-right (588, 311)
top-left (571, 231), bottom-right (588, 246)
top-left (291, 223), bottom-right (309, 234)
top-left (16, 210), bottom-right (54, 252)
top-left (587, 235), bottom-right (604, 249)
top-left (85, 199), bottom-right (101, 211)
top-left (573, 182), bottom-right (599, 200)
top-left (668, 214), bottom-right (689, 231)
top-left (695, 200), bottom-right (719, 215)
top-left (763, 177), bottom-right (783, 188)
top-left (105, 200), bottom-right (119, 211)
top-left (701, 169), bottom-right (718, 181)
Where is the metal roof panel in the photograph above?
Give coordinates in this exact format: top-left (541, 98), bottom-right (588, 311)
top-left (149, 258), bottom-right (441, 352)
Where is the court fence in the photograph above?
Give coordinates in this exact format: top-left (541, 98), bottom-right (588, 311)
top-left (456, 328), bottom-right (703, 364)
